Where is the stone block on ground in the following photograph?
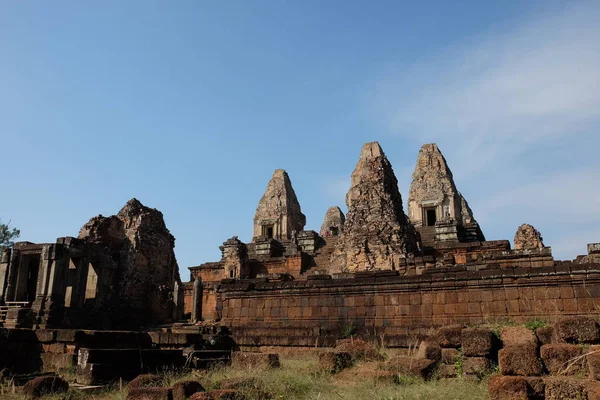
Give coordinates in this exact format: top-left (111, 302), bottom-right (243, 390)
top-left (437, 325), bottom-right (463, 348)
top-left (541, 344), bottom-right (585, 376)
top-left (499, 344), bottom-right (543, 376)
top-left (462, 357), bottom-right (490, 378)
top-left (380, 356), bottom-right (436, 379)
top-left (462, 328), bottom-right (494, 357)
top-left (22, 376), bottom-right (69, 398)
top-left (438, 364), bottom-right (459, 378)
top-left (127, 374), bottom-right (164, 391)
top-left (488, 375), bottom-right (529, 400)
top-left (334, 338), bottom-right (385, 361)
top-left (526, 377), bottom-right (545, 400)
top-left (415, 339), bottom-right (441, 362)
top-left (588, 348), bottom-right (600, 381)
top-left (126, 388), bottom-right (173, 400)
top-left (172, 380), bottom-right (205, 400)
top-left (554, 316), bottom-right (600, 344)
top-left (231, 352), bottom-right (280, 369)
top-left (544, 377), bottom-right (587, 400)
top-left (500, 326), bottom-right (538, 348)
top-left (441, 348), bottom-right (460, 365)
top-left (318, 352), bottom-right (353, 374)
top-left (536, 326), bottom-right (554, 345)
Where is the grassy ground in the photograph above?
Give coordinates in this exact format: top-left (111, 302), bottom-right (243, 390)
top-left (0, 353), bottom-right (490, 400)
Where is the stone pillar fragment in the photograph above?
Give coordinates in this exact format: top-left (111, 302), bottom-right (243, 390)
top-left (192, 277), bottom-right (202, 323)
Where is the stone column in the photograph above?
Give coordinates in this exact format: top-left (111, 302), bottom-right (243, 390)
top-left (32, 244), bottom-right (68, 328)
top-left (0, 248), bottom-right (11, 303)
top-left (4, 248), bottom-right (20, 302)
top-left (192, 277), bottom-right (203, 323)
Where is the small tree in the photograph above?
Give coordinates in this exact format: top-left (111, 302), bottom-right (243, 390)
top-left (0, 219), bottom-right (20, 250)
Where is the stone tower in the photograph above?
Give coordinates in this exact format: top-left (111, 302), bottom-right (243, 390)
top-left (332, 142), bottom-right (418, 272)
top-left (408, 144), bottom-right (484, 245)
top-left (320, 206), bottom-right (345, 237)
top-left (514, 224), bottom-right (544, 250)
top-left (253, 169), bottom-right (306, 241)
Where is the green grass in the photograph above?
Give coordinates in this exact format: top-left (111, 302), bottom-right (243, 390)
top-left (1, 353), bottom-right (490, 400)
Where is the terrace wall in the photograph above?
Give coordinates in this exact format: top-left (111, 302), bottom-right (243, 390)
top-left (219, 263), bottom-right (600, 348)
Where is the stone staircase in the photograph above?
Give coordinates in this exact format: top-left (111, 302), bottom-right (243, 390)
top-left (303, 236), bottom-right (339, 275)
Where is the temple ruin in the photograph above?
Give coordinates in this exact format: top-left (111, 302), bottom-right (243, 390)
top-left (1, 140), bottom-right (600, 392)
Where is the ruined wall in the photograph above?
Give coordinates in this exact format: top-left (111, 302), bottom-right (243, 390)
top-left (219, 263), bottom-right (600, 347)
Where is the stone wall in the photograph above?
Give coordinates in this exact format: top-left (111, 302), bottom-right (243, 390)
top-left (219, 263), bottom-right (600, 347)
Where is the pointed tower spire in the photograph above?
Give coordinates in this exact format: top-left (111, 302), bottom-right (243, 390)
top-left (332, 142), bottom-right (417, 272)
top-left (253, 169), bottom-right (306, 241)
top-left (408, 143), bottom-right (484, 244)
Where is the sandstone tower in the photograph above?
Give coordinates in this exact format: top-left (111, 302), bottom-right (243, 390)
top-left (253, 169), bottom-right (306, 241)
top-left (332, 142), bottom-right (418, 272)
top-left (408, 144), bottom-right (484, 246)
top-left (320, 206), bottom-right (345, 237)
top-left (514, 224), bottom-right (545, 250)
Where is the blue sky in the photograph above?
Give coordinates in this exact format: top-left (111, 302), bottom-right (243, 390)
top-left (1, 1), bottom-right (599, 280)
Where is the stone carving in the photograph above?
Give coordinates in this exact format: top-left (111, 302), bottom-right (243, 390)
top-left (408, 143), bottom-right (478, 227)
top-left (78, 198), bottom-right (181, 327)
top-left (320, 206), bottom-right (345, 237)
top-left (332, 142), bottom-right (418, 272)
top-left (514, 224), bottom-right (544, 250)
top-left (253, 169), bottom-right (306, 241)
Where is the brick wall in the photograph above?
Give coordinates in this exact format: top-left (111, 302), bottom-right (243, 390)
top-left (219, 263), bottom-right (600, 347)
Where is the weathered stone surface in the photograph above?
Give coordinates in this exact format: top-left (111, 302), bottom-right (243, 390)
top-left (526, 377), bottom-right (546, 400)
top-left (438, 364), bottom-right (459, 378)
top-left (22, 376), bottom-right (69, 398)
top-left (462, 356), bottom-right (490, 377)
top-left (416, 339), bottom-right (442, 362)
top-left (220, 237), bottom-right (249, 279)
top-left (441, 348), bottom-right (460, 365)
top-left (172, 380), bottom-right (205, 400)
top-left (514, 224), bottom-right (545, 250)
top-left (320, 206), bottom-right (345, 237)
top-left (253, 169), bottom-right (306, 241)
top-left (588, 348), bottom-right (600, 381)
top-left (554, 316), bottom-right (600, 344)
top-left (407, 144), bottom-right (481, 230)
top-left (334, 338), bottom-right (385, 361)
top-left (126, 374), bottom-right (163, 391)
top-left (332, 142), bottom-right (418, 272)
top-left (318, 351), bottom-right (352, 374)
top-left (536, 326), bottom-right (554, 345)
top-left (499, 344), bottom-right (543, 376)
top-left (231, 352), bottom-right (280, 369)
top-left (437, 325), bottom-right (463, 348)
top-left (500, 326), bottom-right (539, 348)
top-left (488, 375), bottom-right (529, 400)
top-left (541, 344), bottom-right (585, 376)
top-left (544, 377), bottom-right (587, 400)
top-left (462, 328), bottom-right (494, 357)
top-left (78, 198), bottom-right (181, 328)
top-left (380, 356), bottom-right (436, 379)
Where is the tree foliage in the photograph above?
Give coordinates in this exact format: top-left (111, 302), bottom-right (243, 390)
top-left (0, 219), bottom-right (20, 250)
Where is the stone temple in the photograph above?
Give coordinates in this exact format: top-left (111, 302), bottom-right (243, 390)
top-left (1, 141), bottom-right (600, 388)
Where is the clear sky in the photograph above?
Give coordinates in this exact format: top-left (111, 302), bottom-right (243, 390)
top-left (1, 1), bottom-right (599, 280)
